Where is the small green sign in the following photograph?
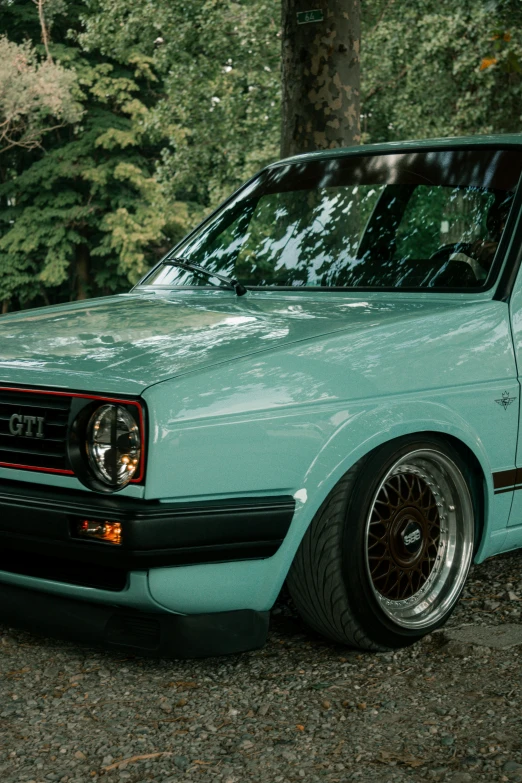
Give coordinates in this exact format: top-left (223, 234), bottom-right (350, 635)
top-left (296, 9), bottom-right (324, 24)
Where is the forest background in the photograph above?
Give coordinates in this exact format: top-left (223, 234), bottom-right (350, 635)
top-left (1, 0), bottom-right (522, 313)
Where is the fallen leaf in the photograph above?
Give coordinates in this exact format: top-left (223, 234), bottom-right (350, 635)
top-left (480, 57), bottom-right (498, 71)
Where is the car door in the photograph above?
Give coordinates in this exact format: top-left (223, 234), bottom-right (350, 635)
top-left (503, 188), bottom-right (522, 535)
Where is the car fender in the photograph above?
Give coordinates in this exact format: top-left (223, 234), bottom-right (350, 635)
top-left (298, 397), bottom-right (493, 535)
top-left (146, 397), bottom-right (502, 615)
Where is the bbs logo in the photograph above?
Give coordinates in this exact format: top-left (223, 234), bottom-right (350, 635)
top-left (404, 529), bottom-right (421, 546)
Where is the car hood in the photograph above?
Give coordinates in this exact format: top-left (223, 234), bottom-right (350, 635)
top-left (0, 289), bottom-right (475, 395)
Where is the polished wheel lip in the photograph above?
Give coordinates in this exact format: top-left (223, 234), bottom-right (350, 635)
top-left (364, 448), bottom-right (474, 630)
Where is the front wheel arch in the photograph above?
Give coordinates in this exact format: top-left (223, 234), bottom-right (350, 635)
top-left (287, 432), bottom-right (482, 650)
top-left (425, 431), bottom-right (485, 554)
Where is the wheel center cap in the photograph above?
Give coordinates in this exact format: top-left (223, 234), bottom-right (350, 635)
top-left (401, 519), bottom-right (423, 555)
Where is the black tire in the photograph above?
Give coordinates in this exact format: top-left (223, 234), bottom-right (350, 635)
top-left (287, 435), bottom-right (477, 650)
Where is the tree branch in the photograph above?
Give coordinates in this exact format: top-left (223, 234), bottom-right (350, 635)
top-left (33, 0), bottom-right (53, 61)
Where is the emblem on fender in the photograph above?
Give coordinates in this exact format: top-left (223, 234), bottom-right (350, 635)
top-left (495, 391), bottom-right (516, 410)
top-left (9, 413), bottom-right (45, 438)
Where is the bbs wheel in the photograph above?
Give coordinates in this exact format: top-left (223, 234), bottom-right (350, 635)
top-left (287, 436), bottom-right (476, 650)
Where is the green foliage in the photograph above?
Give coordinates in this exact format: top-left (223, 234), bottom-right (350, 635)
top-left (0, 35), bottom-right (82, 153)
top-left (2, 0), bottom-right (522, 312)
top-left (361, 0), bottom-right (522, 142)
top-left (83, 0), bottom-right (522, 198)
top-left (81, 0), bottom-right (281, 207)
top-left (0, 1), bottom-right (182, 310)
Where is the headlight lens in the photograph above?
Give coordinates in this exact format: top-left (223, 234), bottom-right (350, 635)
top-left (86, 404), bottom-right (141, 487)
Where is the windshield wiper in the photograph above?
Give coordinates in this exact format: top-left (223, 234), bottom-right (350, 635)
top-left (163, 257), bottom-right (247, 296)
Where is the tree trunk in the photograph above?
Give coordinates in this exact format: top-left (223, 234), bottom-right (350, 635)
top-left (281, 0), bottom-right (361, 158)
top-left (2, 300), bottom-right (9, 314)
top-left (75, 243), bottom-right (91, 300)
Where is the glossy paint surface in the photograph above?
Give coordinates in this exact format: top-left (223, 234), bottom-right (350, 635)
top-left (2, 135), bottom-right (522, 617)
top-left (0, 289), bottom-right (521, 611)
top-left (2, 286), bottom-right (518, 613)
top-left (142, 292), bottom-right (519, 612)
top-left (0, 290), bottom-right (437, 394)
top-left (502, 216), bottom-right (522, 543)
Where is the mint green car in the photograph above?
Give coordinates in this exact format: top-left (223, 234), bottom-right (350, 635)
top-left (1, 136), bottom-right (522, 657)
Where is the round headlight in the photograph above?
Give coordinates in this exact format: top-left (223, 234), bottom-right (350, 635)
top-left (86, 404), bottom-right (141, 487)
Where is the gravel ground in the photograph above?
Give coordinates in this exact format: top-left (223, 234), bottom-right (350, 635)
top-left (2, 551), bottom-right (522, 783)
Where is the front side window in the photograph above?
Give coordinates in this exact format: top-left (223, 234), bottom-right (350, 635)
top-left (144, 149), bottom-right (521, 291)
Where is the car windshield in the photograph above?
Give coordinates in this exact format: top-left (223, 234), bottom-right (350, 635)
top-left (143, 149), bottom-right (522, 291)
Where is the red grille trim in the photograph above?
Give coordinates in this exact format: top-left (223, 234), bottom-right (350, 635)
top-left (0, 387), bottom-right (145, 483)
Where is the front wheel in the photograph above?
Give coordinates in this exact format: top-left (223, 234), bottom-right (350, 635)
top-left (287, 437), bottom-right (476, 650)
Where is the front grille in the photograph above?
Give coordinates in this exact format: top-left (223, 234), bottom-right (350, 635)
top-left (0, 388), bottom-right (72, 474)
top-left (0, 547), bottom-right (127, 591)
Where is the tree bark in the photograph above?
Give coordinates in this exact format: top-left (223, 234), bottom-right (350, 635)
top-left (281, 0), bottom-right (361, 158)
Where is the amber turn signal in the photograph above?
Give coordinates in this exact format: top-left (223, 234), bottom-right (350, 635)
top-left (76, 519), bottom-right (122, 545)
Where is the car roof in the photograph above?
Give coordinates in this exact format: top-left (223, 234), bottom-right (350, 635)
top-left (272, 134), bottom-right (522, 167)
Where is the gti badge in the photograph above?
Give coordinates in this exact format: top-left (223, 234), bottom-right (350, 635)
top-left (9, 413), bottom-right (45, 438)
top-left (495, 391), bottom-right (517, 410)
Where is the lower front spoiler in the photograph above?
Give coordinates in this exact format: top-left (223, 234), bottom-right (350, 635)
top-left (0, 582), bottom-right (269, 658)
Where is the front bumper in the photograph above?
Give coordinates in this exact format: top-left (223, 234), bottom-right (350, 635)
top-left (0, 581), bottom-right (269, 657)
top-left (0, 478), bottom-right (295, 591)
